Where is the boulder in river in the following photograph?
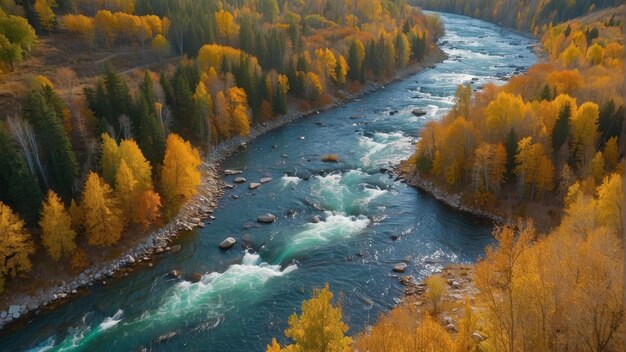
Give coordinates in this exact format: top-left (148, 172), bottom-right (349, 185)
top-left (170, 245), bottom-right (181, 253)
top-left (224, 184), bottom-right (235, 189)
top-left (233, 177), bottom-right (246, 184)
top-left (257, 213), bottom-right (277, 223)
top-left (168, 270), bottom-right (182, 279)
top-left (412, 109), bottom-right (427, 117)
top-left (224, 169), bottom-right (243, 175)
top-left (249, 182), bottom-right (261, 190)
top-left (321, 154), bottom-right (339, 162)
top-left (190, 273), bottom-right (203, 283)
top-left (311, 215), bottom-right (321, 223)
top-left (219, 237), bottom-right (237, 249)
top-left (393, 263), bottom-right (407, 273)
top-left (260, 177), bottom-right (272, 184)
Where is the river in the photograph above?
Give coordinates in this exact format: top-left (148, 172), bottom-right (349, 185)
top-left (0, 12), bottom-right (536, 352)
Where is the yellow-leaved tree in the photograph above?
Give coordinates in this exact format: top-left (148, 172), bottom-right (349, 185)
top-left (119, 139), bottom-right (153, 191)
top-left (267, 283), bottom-right (352, 352)
top-left (82, 172), bottom-right (124, 246)
top-left (596, 173), bottom-right (624, 235)
top-left (160, 133), bottom-right (201, 213)
top-left (101, 133), bottom-right (121, 185)
top-left (227, 87), bottom-right (251, 137)
top-left (0, 202), bottom-right (34, 292)
top-left (40, 190), bottom-right (76, 261)
top-left (114, 160), bottom-right (138, 226)
top-left (353, 305), bottom-right (454, 352)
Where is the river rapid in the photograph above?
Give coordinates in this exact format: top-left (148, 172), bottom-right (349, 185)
top-left (0, 12), bottom-right (536, 352)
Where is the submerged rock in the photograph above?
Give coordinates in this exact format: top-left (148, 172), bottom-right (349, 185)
top-left (170, 245), bottom-right (181, 253)
top-left (257, 213), bottom-right (277, 223)
top-left (219, 237), bottom-right (237, 249)
top-left (412, 109), bottom-right (427, 116)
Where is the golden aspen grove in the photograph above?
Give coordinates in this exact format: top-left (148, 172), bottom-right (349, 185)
top-left (0, 0), bottom-right (623, 350)
top-left (0, 0), bottom-right (442, 300)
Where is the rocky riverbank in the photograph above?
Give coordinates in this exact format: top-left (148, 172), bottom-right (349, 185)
top-left (398, 264), bottom-right (484, 340)
top-left (396, 165), bottom-right (507, 224)
top-left (0, 47), bottom-right (447, 330)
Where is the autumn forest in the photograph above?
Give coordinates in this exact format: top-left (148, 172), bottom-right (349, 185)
top-left (0, 0), bottom-right (624, 351)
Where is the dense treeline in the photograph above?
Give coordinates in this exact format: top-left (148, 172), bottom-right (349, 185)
top-left (415, 0), bottom-right (623, 32)
top-left (351, 172), bottom-right (624, 351)
top-left (411, 11), bottom-right (624, 210)
top-left (266, 4), bottom-right (625, 352)
top-left (0, 0), bottom-right (441, 293)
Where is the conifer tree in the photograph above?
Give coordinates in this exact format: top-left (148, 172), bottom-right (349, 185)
top-left (23, 88), bottom-right (78, 201)
top-left (0, 127), bottom-right (42, 223)
top-left (552, 101), bottom-right (571, 155)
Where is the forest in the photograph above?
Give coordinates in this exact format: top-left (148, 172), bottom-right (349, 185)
top-left (263, 2), bottom-right (625, 352)
top-left (0, 0), bottom-right (442, 294)
top-left (0, 0), bottom-right (623, 351)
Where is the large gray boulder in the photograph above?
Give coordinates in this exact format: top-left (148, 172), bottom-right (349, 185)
top-left (8, 305), bottom-right (19, 315)
top-left (392, 263), bottom-right (407, 273)
top-left (219, 237), bottom-right (237, 249)
top-left (257, 213), bottom-right (277, 223)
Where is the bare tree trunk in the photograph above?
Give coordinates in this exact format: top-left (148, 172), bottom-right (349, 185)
top-left (6, 114), bottom-right (49, 188)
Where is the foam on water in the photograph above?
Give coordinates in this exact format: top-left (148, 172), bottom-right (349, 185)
top-left (99, 309), bottom-right (123, 330)
top-left (275, 211), bottom-right (370, 263)
top-left (44, 309), bottom-right (124, 351)
top-left (310, 170), bottom-right (388, 213)
top-left (155, 252), bottom-right (296, 321)
top-left (39, 254), bottom-right (296, 351)
top-left (281, 174), bottom-right (301, 188)
top-left (359, 132), bottom-right (412, 168)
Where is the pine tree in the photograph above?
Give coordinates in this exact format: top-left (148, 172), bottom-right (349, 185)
top-left (103, 63), bottom-right (132, 129)
top-left (0, 201), bottom-right (34, 292)
top-left (348, 39), bottom-right (365, 82)
top-left (552, 101), bottom-right (571, 155)
top-left (40, 190), bottom-right (76, 261)
top-left (23, 88), bottom-right (78, 201)
top-left (0, 127), bottom-right (42, 224)
top-left (135, 94), bottom-right (165, 165)
top-left (82, 172), bottom-right (124, 246)
top-left (505, 128), bottom-right (518, 180)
